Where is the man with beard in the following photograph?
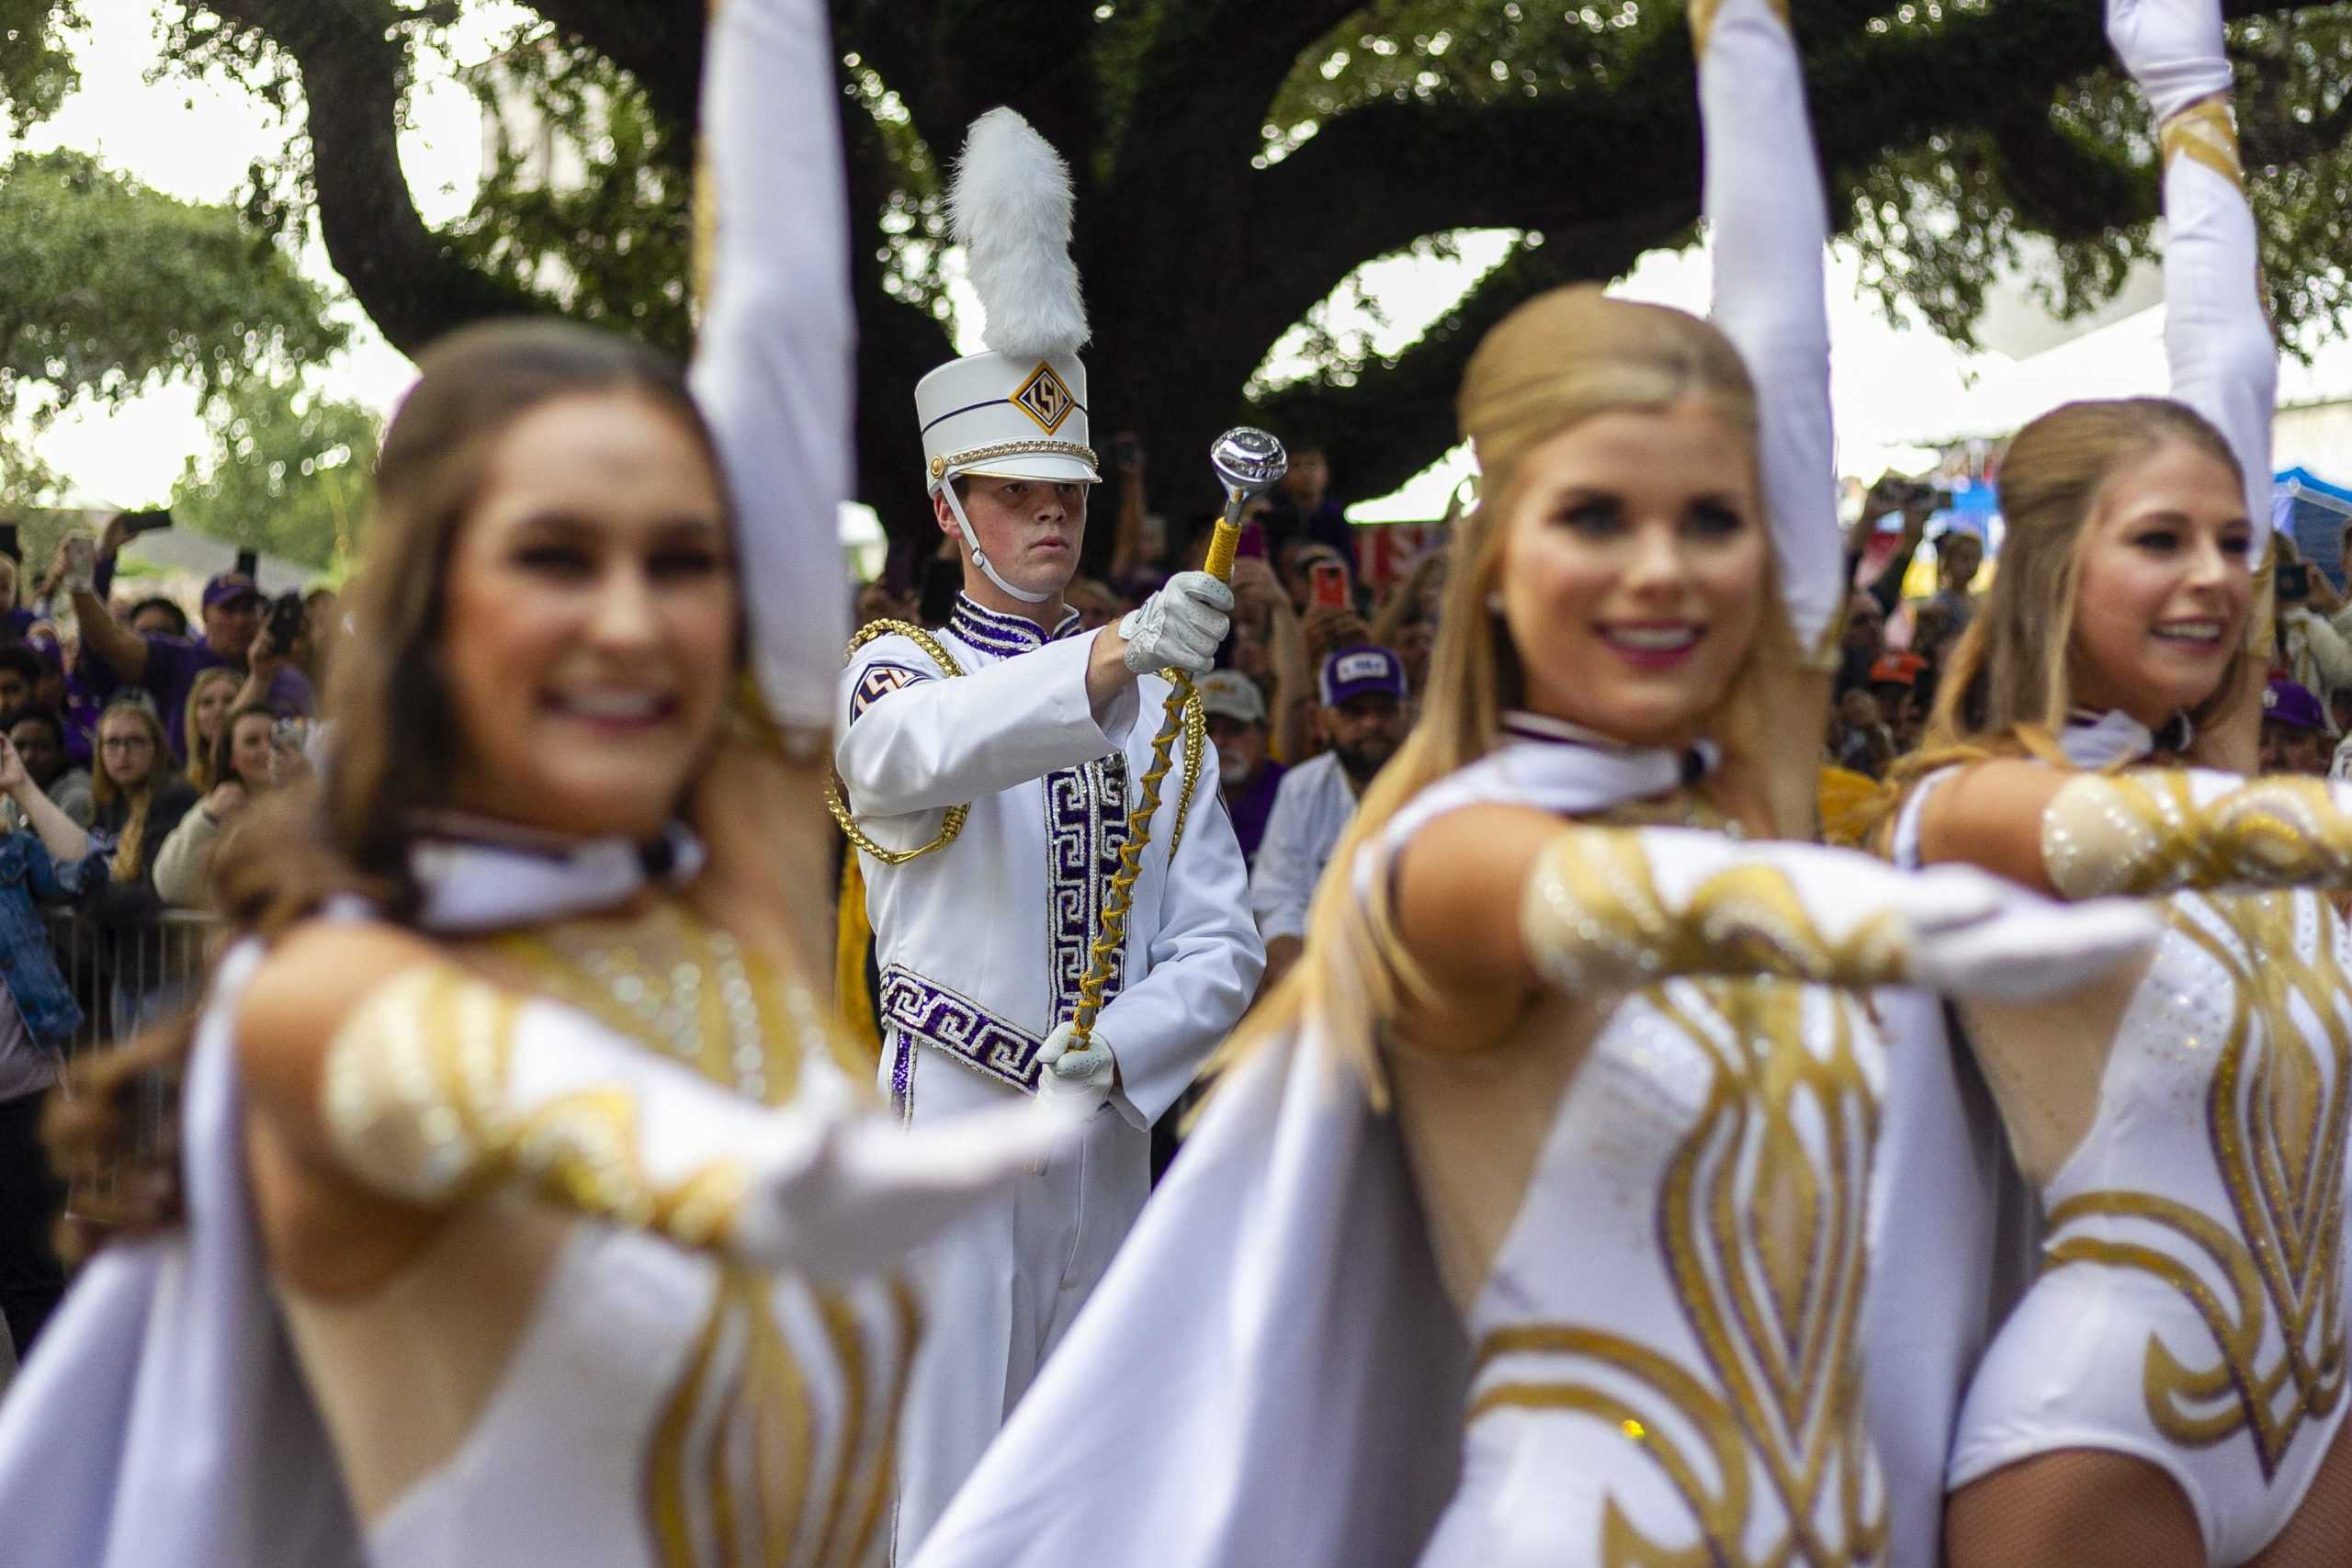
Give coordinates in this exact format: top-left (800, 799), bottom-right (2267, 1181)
top-left (1249, 644), bottom-right (1408, 987)
top-left (1199, 671), bottom-right (1285, 866)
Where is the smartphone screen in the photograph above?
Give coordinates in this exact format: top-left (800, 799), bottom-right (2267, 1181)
top-left (1310, 561), bottom-right (1349, 610)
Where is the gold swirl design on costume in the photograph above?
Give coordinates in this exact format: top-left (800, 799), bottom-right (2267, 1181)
top-left (2042, 773), bottom-right (2352, 900)
top-left (1472, 977), bottom-right (1886, 1566)
top-left (2044, 894), bottom-right (2348, 1477)
top-left (647, 1272), bottom-right (922, 1568)
top-left (1523, 829), bottom-right (1912, 994)
top-left (494, 897), bottom-right (873, 1106)
top-left (828, 619), bottom-right (972, 867)
top-left (322, 967), bottom-right (756, 1250)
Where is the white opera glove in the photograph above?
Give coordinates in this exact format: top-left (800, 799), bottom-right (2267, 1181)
top-left (1118, 572), bottom-right (1234, 678)
top-left (2043, 769), bottom-right (2352, 897)
top-left (1035, 1021), bottom-right (1115, 1115)
top-left (322, 965), bottom-right (1077, 1281)
top-left (2107, 0), bottom-right (2233, 125)
top-left (1521, 827), bottom-right (2159, 1003)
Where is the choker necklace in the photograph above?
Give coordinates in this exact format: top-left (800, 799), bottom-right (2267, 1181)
top-left (1499, 710), bottom-right (1717, 785)
top-left (2061, 707), bottom-right (2189, 769)
top-left (408, 819), bottom-right (706, 932)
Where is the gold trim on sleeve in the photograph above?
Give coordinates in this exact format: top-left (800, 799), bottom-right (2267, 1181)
top-left (2041, 773), bottom-right (2352, 900)
top-left (322, 966), bottom-right (752, 1251)
top-left (2162, 96), bottom-right (2247, 197)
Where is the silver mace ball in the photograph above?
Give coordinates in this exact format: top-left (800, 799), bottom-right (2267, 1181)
top-left (1211, 427), bottom-right (1287, 499)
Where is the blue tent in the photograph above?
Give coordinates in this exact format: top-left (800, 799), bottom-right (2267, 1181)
top-left (2278, 466), bottom-right (2352, 584)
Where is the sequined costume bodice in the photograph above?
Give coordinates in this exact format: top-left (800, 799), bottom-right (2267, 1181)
top-left (1947, 887), bottom-right (2351, 1561)
top-left (1390, 792), bottom-right (1892, 1568)
top-left (278, 900), bottom-right (918, 1568)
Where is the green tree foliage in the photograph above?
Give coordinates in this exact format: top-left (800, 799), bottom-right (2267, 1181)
top-left (169, 378), bottom-right (379, 570)
top-left (0, 0), bottom-right (79, 131)
top-left (12, 1), bottom-right (2352, 534)
top-left (0, 146), bottom-right (345, 506)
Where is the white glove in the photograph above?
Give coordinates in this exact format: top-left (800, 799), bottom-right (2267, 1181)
top-left (1898, 865), bottom-right (2163, 1003)
top-left (1521, 827), bottom-right (2160, 1004)
top-left (2107, 0), bottom-right (2233, 125)
top-left (1035, 1021), bottom-right (1116, 1114)
top-left (1118, 571), bottom-right (1234, 678)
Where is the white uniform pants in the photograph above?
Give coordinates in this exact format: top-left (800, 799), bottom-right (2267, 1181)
top-left (888, 1044), bottom-right (1149, 1561)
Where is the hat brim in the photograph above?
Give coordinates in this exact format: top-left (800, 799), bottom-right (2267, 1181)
top-left (955, 454), bottom-right (1101, 486)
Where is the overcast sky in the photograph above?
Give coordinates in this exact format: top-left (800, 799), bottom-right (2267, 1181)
top-left (9, 6), bottom-right (2180, 514)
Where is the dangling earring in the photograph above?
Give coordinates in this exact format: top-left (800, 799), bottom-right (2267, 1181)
top-left (2159, 709), bottom-right (2195, 756)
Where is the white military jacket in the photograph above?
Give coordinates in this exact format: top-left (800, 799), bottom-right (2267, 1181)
top-left (836, 593), bottom-right (1263, 1127)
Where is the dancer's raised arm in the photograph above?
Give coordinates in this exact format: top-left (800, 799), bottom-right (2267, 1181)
top-left (689, 0), bottom-right (853, 740)
top-left (1695, 0), bottom-right (1839, 662)
top-left (2111, 0), bottom-right (2276, 538)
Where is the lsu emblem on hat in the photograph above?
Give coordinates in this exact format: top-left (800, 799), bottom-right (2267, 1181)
top-left (1013, 361), bottom-right (1077, 434)
top-left (1335, 650), bottom-right (1390, 684)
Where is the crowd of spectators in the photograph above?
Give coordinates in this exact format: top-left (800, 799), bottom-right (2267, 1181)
top-left (0, 513), bottom-right (335, 1369)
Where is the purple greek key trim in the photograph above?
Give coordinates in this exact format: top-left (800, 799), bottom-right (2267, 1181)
top-left (879, 964), bottom-right (1047, 1095)
top-left (1045, 750), bottom-right (1128, 1028)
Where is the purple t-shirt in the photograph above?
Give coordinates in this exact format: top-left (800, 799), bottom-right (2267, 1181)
top-left (88, 635), bottom-right (315, 759)
top-left (1224, 760), bottom-right (1287, 867)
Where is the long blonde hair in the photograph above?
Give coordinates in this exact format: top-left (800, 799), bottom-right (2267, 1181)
top-left (1883, 397), bottom-right (2251, 803)
top-left (1216, 286), bottom-right (1804, 1098)
top-left (92, 697), bottom-right (172, 885)
top-left (181, 667), bottom-right (240, 793)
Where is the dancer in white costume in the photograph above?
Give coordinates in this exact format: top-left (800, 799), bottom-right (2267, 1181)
top-left (909, 6), bottom-right (2158, 1564)
top-left (1882, 4), bottom-right (2352, 1563)
top-left (0, 4), bottom-right (1089, 1565)
top-left (832, 110), bottom-right (1262, 1557)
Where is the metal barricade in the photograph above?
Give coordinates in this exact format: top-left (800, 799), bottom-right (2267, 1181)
top-left (41, 908), bottom-right (220, 1227)
top-left (43, 908), bottom-right (220, 1054)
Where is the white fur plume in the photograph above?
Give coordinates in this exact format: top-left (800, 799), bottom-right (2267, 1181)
top-left (950, 107), bottom-right (1090, 358)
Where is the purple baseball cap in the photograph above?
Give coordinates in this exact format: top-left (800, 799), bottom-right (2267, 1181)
top-left (1318, 645), bottom-right (1406, 708)
top-left (202, 572), bottom-right (262, 610)
top-left (2263, 677), bottom-right (2326, 732)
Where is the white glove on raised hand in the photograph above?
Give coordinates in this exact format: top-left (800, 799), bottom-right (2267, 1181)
top-left (1521, 827), bottom-right (2159, 1004)
top-left (1035, 1021), bottom-right (1116, 1115)
top-left (2107, 0), bottom-right (2233, 125)
top-left (1118, 571), bottom-right (1234, 678)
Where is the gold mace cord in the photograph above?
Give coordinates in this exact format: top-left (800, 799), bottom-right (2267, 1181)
top-left (1067, 521), bottom-right (1236, 1044)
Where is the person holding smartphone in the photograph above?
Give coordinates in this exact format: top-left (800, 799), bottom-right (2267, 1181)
top-left (60, 515), bottom-right (314, 762)
top-left (2273, 533), bottom-right (2352, 725)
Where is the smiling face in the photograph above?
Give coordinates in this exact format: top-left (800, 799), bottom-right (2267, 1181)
top-left (440, 389), bottom-right (737, 842)
top-left (2067, 437), bottom-right (2252, 728)
top-left (1494, 401), bottom-right (1769, 749)
top-left (938, 475), bottom-right (1089, 605)
top-left (228, 710), bottom-right (277, 790)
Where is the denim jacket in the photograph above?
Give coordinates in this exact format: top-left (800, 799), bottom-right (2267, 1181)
top-left (0, 830), bottom-right (93, 1048)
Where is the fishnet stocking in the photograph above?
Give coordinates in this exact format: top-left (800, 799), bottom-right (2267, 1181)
top-left (1946, 1449), bottom-right (2202, 1568)
top-left (2248, 1420), bottom-right (2352, 1568)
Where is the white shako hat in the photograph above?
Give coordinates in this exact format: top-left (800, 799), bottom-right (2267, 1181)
top-left (917, 108), bottom-right (1098, 604)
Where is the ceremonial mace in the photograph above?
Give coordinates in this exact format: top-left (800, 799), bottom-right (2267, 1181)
top-left (1065, 428), bottom-right (1288, 1047)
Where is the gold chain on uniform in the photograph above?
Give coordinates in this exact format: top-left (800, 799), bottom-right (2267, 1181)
top-left (824, 619), bottom-right (972, 865)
